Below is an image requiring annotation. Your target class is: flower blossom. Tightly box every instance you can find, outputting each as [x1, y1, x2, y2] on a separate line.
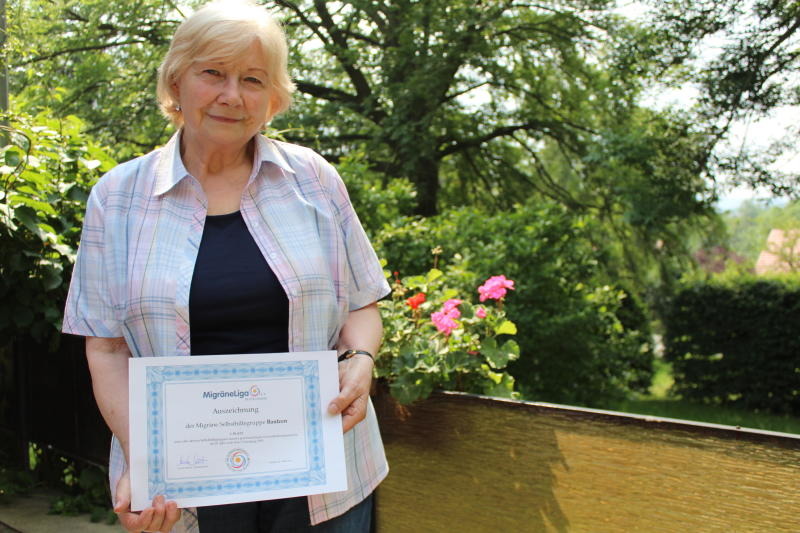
[478, 275, 515, 302]
[475, 307, 487, 319]
[406, 292, 426, 309]
[431, 310, 459, 336]
[442, 299, 462, 318]
[431, 299, 463, 335]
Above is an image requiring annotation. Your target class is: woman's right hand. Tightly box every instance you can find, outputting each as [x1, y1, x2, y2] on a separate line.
[114, 470, 181, 533]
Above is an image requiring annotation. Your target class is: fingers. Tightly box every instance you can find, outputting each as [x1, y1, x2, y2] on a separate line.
[114, 466, 180, 532]
[113, 470, 131, 514]
[119, 506, 153, 532]
[328, 355, 373, 432]
[147, 495, 166, 532]
[163, 500, 181, 532]
[341, 393, 368, 433]
[118, 497, 180, 533]
[328, 382, 358, 415]
[328, 356, 372, 415]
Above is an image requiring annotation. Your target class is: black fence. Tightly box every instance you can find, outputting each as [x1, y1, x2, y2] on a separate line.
[2, 335, 109, 467]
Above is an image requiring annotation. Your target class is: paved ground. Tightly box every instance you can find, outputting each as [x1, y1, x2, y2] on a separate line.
[0, 491, 123, 533]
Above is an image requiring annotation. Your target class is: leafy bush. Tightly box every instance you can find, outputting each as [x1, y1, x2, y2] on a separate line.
[664, 277, 800, 415]
[334, 151, 417, 237]
[378, 265, 520, 404]
[0, 111, 115, 347]
[374, 202, 654, 406]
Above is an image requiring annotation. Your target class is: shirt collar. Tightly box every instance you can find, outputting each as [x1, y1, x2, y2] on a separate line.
[152, 130, 295, 197]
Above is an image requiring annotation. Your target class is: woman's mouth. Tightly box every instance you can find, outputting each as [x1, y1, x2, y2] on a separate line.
[208, 114, 241, 123]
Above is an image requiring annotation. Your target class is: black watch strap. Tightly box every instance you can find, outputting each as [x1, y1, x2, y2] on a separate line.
[337, 349, 375, 362]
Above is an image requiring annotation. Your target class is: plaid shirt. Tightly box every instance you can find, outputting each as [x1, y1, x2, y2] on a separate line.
[63, 131, 390, 530]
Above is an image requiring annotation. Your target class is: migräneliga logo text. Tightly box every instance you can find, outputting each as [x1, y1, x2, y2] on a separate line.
[202, 385, 264, 400]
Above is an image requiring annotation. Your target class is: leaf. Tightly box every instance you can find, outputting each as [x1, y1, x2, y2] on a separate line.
[9, 195, 58, 216]
[481, 337, 505, 369]
[81, 158, 102, 170]
[482, 372, 515, 398]
[41, 264, 64, 291]
[426, 268, 443, 282]
[13, 205, 48, 240]
[494, 320, 518, 336]
[501, 339, 521, 362]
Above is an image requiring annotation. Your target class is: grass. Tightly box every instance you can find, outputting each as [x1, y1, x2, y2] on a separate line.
[610, 359, 800, 435]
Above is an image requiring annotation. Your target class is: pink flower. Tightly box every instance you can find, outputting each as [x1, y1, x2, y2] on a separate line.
[431, 299, 463, 335]
[475, 307, 487, 318]
[478, 275, 515, 302]
[431, 310, 459, 336]
[442, 299, 462, 318]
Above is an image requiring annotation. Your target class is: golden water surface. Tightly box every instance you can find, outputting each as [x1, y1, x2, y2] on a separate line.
[374, 393, 800, 533]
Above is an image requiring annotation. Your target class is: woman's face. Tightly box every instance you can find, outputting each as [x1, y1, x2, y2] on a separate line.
[173, 41, 272, 150]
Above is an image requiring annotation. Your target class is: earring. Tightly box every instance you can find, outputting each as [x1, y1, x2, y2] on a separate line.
[175, 104, 182, 111]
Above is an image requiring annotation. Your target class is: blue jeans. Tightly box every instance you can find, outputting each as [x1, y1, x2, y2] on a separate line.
[196, 493, 373, 533]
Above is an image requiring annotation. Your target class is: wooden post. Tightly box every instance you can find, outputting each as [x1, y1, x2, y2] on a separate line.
[0, 0, 8, 142]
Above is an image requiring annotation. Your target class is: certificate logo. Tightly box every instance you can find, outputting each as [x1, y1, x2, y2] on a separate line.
[249, 385, 262, 397]
[226, 449, 250, 472]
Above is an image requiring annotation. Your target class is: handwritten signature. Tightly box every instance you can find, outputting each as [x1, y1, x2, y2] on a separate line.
[178, 455, 208, 466]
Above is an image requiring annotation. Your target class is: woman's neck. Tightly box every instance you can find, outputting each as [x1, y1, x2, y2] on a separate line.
[179, 131, 254, 183]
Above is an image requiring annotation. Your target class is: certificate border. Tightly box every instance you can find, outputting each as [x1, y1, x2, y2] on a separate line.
[145, 361, 326, 500]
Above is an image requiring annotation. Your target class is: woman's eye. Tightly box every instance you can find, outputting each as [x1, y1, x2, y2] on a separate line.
[203, 69, 221, 76]
[244, 77, 264, 85]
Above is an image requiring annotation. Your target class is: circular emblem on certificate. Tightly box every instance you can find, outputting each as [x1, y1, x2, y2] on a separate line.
[226, 448, 250, 472]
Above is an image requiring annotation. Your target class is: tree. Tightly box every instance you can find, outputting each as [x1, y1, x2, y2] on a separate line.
[8, 0, 186, 160]
[11, 0, 713, 218]
[274, 0, 666, 215]
[642, 0, 800, 196]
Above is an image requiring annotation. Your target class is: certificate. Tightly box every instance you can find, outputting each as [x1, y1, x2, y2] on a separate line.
[128, 351, 347, 510]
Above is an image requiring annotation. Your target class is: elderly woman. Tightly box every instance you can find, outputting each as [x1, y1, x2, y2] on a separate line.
[62, 1, 390, 532]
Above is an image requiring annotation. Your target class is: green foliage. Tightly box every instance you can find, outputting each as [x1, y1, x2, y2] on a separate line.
[664, 277, 800, 415]
[377, 264, 519, 404]
[8, 0, 187, 160]
[49, 462, 117, 524]
[0, 438, 116, 523]
[613, 398, 800, 435]
[0, 440, 36, 502]
[0, 111, 116, 347]
[645, 0, 800, 196]
[333, 151, 417, 236]
[374, 201, 654, 406]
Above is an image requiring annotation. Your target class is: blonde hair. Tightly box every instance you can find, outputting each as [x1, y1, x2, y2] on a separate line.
[156, 0, 295, 127]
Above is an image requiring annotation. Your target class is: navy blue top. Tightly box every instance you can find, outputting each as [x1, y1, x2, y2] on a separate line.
[189, 211, 289, 356]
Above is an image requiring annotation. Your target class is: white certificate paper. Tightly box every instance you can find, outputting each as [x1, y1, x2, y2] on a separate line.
[128, 351, 347, 510]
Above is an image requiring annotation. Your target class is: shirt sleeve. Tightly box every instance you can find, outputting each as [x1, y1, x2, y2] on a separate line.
[318, 158, 390, 311]
[62, 184, 123, 337]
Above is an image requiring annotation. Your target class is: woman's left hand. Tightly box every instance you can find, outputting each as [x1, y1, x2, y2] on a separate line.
[328, 354, 374, 432]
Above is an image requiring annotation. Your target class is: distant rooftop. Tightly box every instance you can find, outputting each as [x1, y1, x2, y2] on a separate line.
[755, 228, 800, 275]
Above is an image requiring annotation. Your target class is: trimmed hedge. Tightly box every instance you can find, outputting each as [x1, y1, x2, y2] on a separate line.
[664, 278, 800, 415]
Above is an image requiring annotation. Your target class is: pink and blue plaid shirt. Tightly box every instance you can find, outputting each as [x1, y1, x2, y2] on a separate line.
[63, 131, 390, 530]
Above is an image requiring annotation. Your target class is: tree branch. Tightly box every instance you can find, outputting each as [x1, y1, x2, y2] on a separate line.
[312, 0, 373, 101]
[441, 81, 490, 104]
[439, 121, 559, 156]
[294, 80, 359, 104]
[273, 0, 331, 47]
[19, 40, 147, 65]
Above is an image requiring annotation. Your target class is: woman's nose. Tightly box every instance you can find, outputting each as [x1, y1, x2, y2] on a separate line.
[217, 77, 243, 106]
